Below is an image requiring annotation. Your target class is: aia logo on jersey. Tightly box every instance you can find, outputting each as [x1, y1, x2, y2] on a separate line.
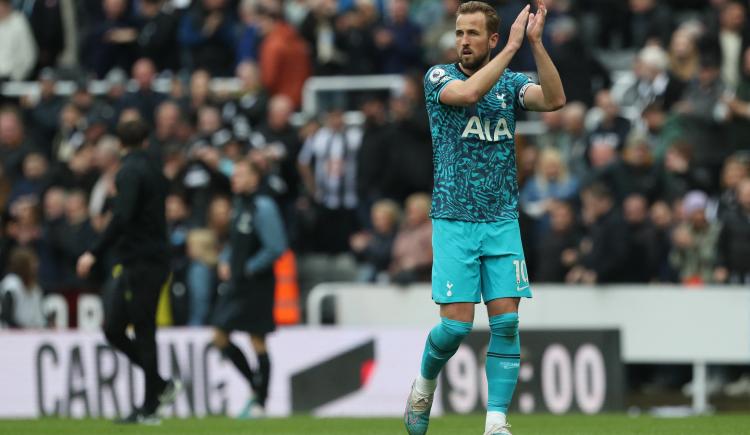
[461, 116, 512, 141]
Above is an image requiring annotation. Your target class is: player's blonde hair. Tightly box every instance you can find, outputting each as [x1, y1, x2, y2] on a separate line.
[457, 1, 500, 36]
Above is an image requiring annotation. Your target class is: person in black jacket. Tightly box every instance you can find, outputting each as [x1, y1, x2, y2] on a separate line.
[76, 120, 180, 424]
[715, 178, 750, 284]
[211, 159, 287, 418]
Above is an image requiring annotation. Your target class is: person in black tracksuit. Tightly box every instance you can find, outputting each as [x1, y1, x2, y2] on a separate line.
[211, 159, 287, 418]
[77, 120, 179, 423]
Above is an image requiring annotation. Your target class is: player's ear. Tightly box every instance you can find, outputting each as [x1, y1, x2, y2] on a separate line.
[489, 32, 499, 49]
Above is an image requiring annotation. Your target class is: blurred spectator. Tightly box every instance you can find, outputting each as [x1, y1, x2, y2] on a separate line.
[674, 53, 732, 190]
[300, 0, 344, 75]
[650, 200, 678, 282]
[183, 69, 216, 122]
[620, 45, 686, 112]
[374, 0, 422, 74]
[335, 0, 379, 75]
[186, 228, 217, 326]
[249, 95, 302, 228]
[557, 102, 589, 179]
[568, 183, 629, 284]
[6, 196, 42, 253]
[166, 192, 191, 258]
[0, 0, 37, 81]
[179, 0, 237, 77]
[660, 142, 714, 202]
[587, 89, 632, 156]
[0, 107, 34, 182]
[38, 186, 65, 290]
[0, 247, 46, 328]
[223, 61, 269, 136]
[422, 0, 459, 65]
[82, 0, 139, 78]
[624, 0, 673, 48]
[298, 109, 361, 254]
[52, 103, 86, 163]
[599, 133, 663, 202]
[535, 200, 582, 283]
[350, 198, 399, 282]
[716, 0, 747, 90]
[669, 27, 701, 83]
[206, 195, 231, 247]
[150, 101, 183, 161]
[548, 16, 610, 106]
[520, 147, 579, 230]
[22, 68, 66, 148]
[25, 0, 74, 73]
[175, 146, 231, 226]
[257, 5, 311, 108]
[120, 58, 167, 125]
[356, 96, 390, 220]
[89, 135, 120, 230]
[714, 154, 750, 220]
[536, 109, 564, 150]
[622, 194, 660, 283]
[727, 46, 750, 150]
[136, 0, 180, 72]
[237, 0, 260, 63]
[52, 189, 95, 290]
[390, 192, 431, 285]
[8, 152, 48, 207]
[715, 177, 750, 283]
[670, 190, 722, 284]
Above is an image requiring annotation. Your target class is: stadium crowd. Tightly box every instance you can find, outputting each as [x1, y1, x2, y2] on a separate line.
[1, 0, 750, 329]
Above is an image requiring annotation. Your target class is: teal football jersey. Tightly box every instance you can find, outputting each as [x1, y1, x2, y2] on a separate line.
[424, 63, 532, 222]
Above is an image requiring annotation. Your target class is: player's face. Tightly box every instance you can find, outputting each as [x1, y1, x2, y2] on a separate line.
[455, 12, 498, 71]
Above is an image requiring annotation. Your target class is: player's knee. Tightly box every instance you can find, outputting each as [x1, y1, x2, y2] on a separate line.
[489, 313, 519, 337]
[440, 316, 473, 340]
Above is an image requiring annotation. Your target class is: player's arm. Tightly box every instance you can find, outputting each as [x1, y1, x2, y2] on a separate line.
[521, 0, 566, 112]
[440, 5, 530, 106]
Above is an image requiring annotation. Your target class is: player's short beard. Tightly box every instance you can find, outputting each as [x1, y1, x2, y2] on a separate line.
[459, 46, 490, 72]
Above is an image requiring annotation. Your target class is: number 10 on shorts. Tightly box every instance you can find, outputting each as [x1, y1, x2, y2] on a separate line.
[513, 259, 529, 288]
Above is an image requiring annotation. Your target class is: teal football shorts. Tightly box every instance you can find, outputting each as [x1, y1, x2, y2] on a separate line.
[431, 218, 533, 304]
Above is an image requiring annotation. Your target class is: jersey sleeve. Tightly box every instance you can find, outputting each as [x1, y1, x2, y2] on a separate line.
[506, 70, 534, 110]
[424, 65, 459, 105]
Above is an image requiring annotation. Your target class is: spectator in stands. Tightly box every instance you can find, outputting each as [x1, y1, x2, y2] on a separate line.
[299, 0, 344, 75]
[150, 101, 183, 161]
[557, 102, 589, 179]
[206, 195, 231, 248]
[423, 0, 459, 65]
[587, 89, 632, 156]
[567, 183, 629, 284]
[715, 178, 750, 284]
[257, 5, 311, 108]
[176, 144, 231, 226]
[335, 0, 379, 75]
[599, 133, 663, 203]
[0, 107, 33, 182]
[659, 142, 714, 202]
[179, 0, 237, 77]
[82, 0, 139, 78]
[22, 68, 66, 148]
[715, 154, 750, 220]
[52, 189, 95, 290]
[350, 198, 399, 282]
[38, 187, 65, 291]
[670, 190, 722, 285]
[356, 96, 390, 223]
[298, 108, 361, 254]
[374, 0, 422, 74]
[548, 16, 610, 106]
[186, 228, 217, 326]
[136, 0, 180, 72]
[53, 103, 86, 164]
[727, 46, 750, 151]
[535, 200, 582, 283]
[0, 0, 37, 81]
[236, 0, 260, 63]
[624, 0, 673, 48]
[623, 194, 660, 282]
[25, 0, 72, 73]
[621, 45, 686, 112]
[120, 58, 166, 125]
[224, 61, 269, 136]
[649, 200, 678, 282]
[520, 147, 579, 233]
[389, 192, 431, 285]
[8, 152, 48, 207]
[536, 109, 564, 150]
[0, 247, 46, 328]
[715, 0, 747, 90]
[669, 27, 701, 83]
[89, 135, 120, 230]
[6, 196, 42, 254]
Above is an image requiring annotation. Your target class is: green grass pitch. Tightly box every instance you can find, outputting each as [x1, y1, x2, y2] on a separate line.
[1, 414, 750, 435]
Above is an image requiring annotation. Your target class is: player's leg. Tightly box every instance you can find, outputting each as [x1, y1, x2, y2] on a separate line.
[250, 334, 270, 408]
[127, 262, 169, 416]
[484, 297, 521, 434]
[212, 328, 258, 393]
[102, 265, 142, 368]
[406, 219, 481, 435]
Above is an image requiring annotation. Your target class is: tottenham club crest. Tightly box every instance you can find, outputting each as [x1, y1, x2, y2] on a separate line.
[429, 68, 446, 84]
